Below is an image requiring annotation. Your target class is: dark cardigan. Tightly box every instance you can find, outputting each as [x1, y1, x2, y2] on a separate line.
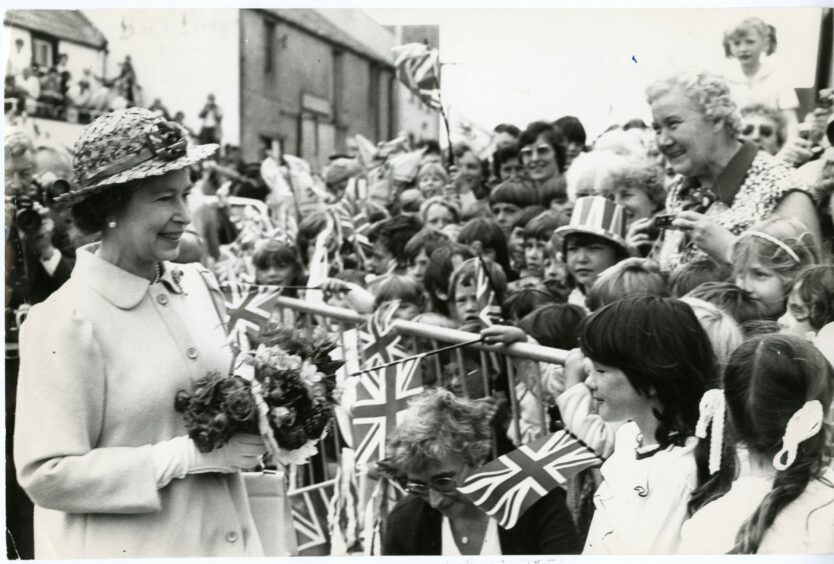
[382, 486, 581, 555]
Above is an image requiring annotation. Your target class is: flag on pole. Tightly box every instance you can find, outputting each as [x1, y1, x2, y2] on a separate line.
[476, 257, 502, 326]
[305, 220, 332, 308]
[458, 429, 602, 529]
[221, 281, 282, 351]
[391, 43, 441, 111]
[288, 480, 336, 556]
[363, 475, 406, 556]
[327, 448, 362, 555]
[352, 301, 423, 465]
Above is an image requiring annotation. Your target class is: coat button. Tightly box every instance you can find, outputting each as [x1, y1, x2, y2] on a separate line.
[186, 347, 198, 359]
[156, 294, 169, 305]
[225, 531, 238, 543]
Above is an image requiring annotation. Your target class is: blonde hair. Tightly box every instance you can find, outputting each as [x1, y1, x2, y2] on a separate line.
[732, 217, 823, 292]
[646, 70, 741, 137]
[680, 296, 744, 368]
[722, 17, 777, 58]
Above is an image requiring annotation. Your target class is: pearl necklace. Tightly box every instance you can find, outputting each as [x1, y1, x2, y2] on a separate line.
[152, 263, 162, 284]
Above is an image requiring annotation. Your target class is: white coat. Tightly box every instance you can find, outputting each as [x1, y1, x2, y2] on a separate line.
[14, 244, 264, 558]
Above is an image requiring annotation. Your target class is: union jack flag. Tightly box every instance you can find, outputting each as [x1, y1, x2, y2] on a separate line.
[392, 43, 441, 111]
[288, 479, 336, 556]
[458, 429, 602, 529]
[351, 355, 423, 466]
[358, 301, 408, 367]
[221, 281, 281, 351]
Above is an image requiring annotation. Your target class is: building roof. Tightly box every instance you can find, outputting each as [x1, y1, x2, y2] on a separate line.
[4, 10, 107, 50]
[262, 9, 393, 68]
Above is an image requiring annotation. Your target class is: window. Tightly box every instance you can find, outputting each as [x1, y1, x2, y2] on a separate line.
[264, 19, 275, 73]
[32, 38, 53, 69]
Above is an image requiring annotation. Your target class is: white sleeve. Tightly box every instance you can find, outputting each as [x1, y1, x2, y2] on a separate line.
[556, 383, 618, 458]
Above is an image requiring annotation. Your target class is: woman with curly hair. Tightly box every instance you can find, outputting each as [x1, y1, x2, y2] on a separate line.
[777, 264, 834, 341]
[646, 70, 819, 272]
[381, 388, 580, 556]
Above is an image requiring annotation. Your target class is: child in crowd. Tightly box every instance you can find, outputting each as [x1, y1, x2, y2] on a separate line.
[422, 243, 475, 320]
[419, 196, 461, 232]
[732, 217, 822, 320]
[252, 238, 304, 291]
[777, 264, 834, 344]
[680, 297, 745, 368]
[403, 228, 451, 285]
[501, 288, 557, 323]
[681, 335, 833, 554]
[366, 215, 423, 276]
[368, 275, 425, 321]
[585, 257, 668, 312]
[415, 161, 449, 199]
[447, 257, 508, 327]
[488, 178, 540, 237]
[541, 254, 573, 303]
[554, 196, 633, 310]
[457, 218, 514, 278]
[579, 296, 717, 554]
[508, 205, 547, 275]
[520, 211, 568, 282]
[669, 256, 733, 297]
[685, 281, 768, 328]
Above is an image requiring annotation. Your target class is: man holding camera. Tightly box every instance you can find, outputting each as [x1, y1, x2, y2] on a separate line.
[5, 129, 75, 559]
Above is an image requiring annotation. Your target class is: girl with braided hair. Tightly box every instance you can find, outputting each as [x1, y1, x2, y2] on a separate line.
[681, 334, 834, 554]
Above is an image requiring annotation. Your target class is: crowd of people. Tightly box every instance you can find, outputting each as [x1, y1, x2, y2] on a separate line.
[5, 15, 834, 559]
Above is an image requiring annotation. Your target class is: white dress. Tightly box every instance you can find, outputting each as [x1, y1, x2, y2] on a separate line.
[679, 466, 834, 554]
[583, 422, 698, 554]
[724, 58, 799, 112]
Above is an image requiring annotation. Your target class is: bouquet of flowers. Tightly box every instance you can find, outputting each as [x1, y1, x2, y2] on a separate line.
[174, 324, 342, 465]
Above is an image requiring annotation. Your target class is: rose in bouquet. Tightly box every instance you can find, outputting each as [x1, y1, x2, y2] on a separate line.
[175, 324, 343, 465]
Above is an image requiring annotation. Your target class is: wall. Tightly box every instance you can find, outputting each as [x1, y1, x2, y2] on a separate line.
[240, 9, 396, 168]
[83, 9, 240, 145]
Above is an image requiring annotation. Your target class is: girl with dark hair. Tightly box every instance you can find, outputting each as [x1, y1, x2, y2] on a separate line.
[680, 334, 834, 554]
[457, 218, 513, 279]
[777, 265, 834, 344]
[579, 295, 718, 554]
[423, 243, 475, 318]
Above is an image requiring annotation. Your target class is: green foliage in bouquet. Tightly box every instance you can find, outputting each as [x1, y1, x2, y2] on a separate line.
[175, 324, 345, 457]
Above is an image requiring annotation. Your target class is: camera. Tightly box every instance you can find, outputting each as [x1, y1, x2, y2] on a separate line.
[14, 195, 47, 234]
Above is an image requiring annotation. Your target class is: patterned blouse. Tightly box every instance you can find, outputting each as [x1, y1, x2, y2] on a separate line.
[655, 145, 815, 272]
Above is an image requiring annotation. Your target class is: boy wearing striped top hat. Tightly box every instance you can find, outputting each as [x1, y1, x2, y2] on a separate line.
[554, 196, 634, 311]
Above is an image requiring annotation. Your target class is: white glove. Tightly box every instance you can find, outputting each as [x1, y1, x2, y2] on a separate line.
[150, 434, 266, 488]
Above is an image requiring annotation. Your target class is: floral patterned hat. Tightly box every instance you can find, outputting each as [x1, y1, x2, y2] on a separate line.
[56, 107, 218, 206]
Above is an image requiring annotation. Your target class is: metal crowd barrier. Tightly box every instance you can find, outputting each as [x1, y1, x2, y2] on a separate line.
[269, 296, 569, 486]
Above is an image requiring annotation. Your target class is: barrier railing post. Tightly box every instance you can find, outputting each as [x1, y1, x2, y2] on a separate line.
[505, 355, 522, 446]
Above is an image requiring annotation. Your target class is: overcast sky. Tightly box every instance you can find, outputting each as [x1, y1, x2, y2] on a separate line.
[365, 7, 823, 140]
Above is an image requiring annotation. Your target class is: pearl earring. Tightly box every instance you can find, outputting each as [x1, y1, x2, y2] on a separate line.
[107, 220, 117, 229]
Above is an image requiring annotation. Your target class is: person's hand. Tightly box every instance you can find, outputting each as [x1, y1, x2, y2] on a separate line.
[564, 348, 589, 389]
[625, 217, 655, 249]
[776, 137, 815, 167]
[28, 216, 56, 261]
[321, 277, 352, 295]
[481, 324, 527, 346]
[187, 433, 266, 474]
[672, 210, 736, 263]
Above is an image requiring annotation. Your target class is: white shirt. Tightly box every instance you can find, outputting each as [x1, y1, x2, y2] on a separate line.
[724, 57, 799, 112]
[441, 516, 502, 556]
[583, 422, 698, 554]
[680, 466, 834, 554]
